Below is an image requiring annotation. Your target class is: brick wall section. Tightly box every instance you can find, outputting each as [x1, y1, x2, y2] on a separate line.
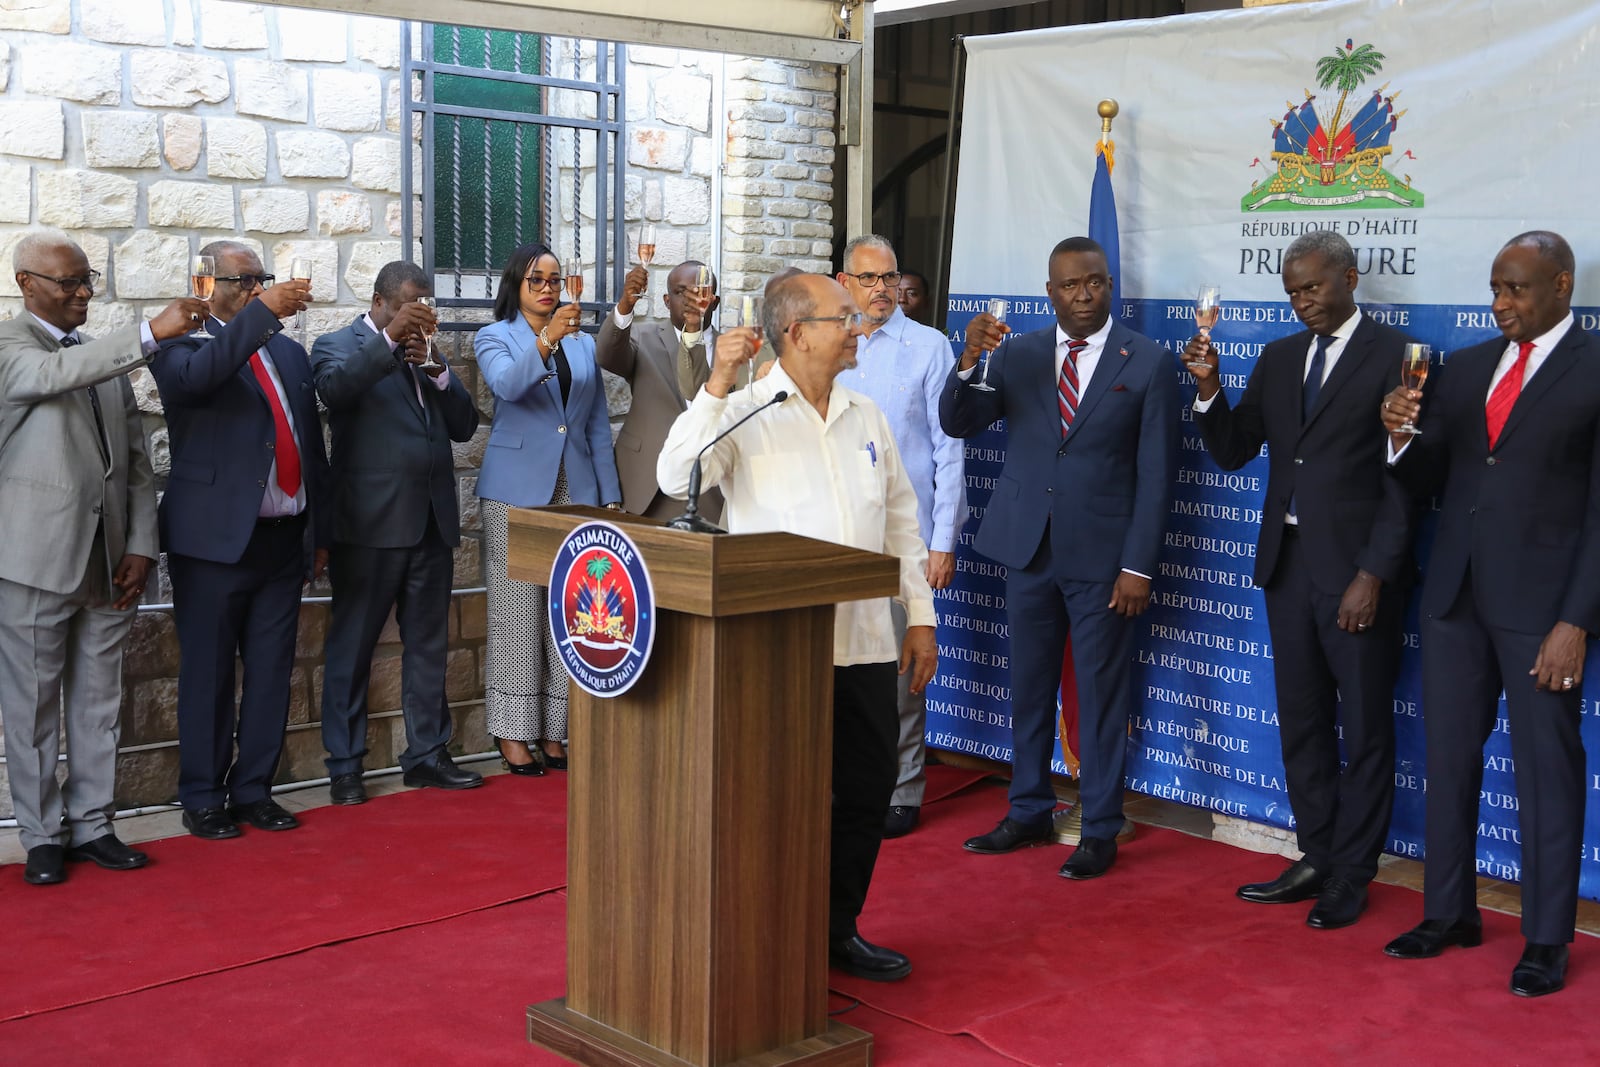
[721, 57, 836, 300]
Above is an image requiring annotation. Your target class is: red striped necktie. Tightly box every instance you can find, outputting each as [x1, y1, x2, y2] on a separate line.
[1485, 340, 1534, 450]
[247, 351, 302, 496]
[1058, 338, 1088, 437]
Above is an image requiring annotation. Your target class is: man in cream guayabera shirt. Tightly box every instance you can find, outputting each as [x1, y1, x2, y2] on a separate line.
[658, 273, 938, 984]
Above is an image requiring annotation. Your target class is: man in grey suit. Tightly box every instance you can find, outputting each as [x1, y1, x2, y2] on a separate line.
[312, 261, 483, 804]
[0, 232, 205, 884]
[596, 259, 724, 521]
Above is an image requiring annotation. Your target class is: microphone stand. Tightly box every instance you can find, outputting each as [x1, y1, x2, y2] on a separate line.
[667, 390, 789, 534]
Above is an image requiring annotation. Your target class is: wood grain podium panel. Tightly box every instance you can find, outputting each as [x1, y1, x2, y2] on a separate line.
[513, 506, 883, 1067]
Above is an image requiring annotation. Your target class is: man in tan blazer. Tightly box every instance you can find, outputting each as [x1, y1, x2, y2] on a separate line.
[0, 232, 204, 885]
[596, 259, 726, 521]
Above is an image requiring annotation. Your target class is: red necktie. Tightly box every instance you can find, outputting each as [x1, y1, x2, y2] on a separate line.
[1058, 339, 1087, 437]
[247, 352, 302, 497]
[1485, 340, 1534, 450]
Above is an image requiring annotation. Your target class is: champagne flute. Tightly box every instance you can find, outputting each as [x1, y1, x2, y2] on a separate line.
[1189, 284, 1221, 371]
[416, 295, 441, 371]
[190, 255, 215, 339]
[565, 271, 585, 327]
[1397, 343, 1430, 436]
[637, 224, 657, 266]
[971, 297, 1007, 392]
[290, 256, 314, 344]
[723, 294, 764, 389]
[689, 264, 714, 331]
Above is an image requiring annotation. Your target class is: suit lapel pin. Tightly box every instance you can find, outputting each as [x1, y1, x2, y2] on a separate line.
[1119, 347, 1129, 357]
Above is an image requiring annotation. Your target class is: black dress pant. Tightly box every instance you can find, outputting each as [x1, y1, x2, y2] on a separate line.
[170, 515, 306, 810]
[829, 661, 899, 943]
[1261, 528, 1400, 883]
[1420, 580, 1585, 944]
[321, 517, 455, 776]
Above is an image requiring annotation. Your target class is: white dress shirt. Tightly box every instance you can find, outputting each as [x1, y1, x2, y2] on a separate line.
[657, 361, 936, 667]
[1192, 306, 1362, 416]
[1388, 311, 1575, 464]
[363, 313, 451, 403]
[212, 313, 306, 518]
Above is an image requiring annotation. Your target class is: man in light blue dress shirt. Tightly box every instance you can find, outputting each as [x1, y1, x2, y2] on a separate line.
[837, 235, 966, 838]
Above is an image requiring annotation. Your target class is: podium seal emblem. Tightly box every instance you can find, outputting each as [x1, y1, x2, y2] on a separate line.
[548, 520, 656, 698]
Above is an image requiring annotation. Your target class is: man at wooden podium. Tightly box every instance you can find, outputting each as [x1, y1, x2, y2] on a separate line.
[658, 273, 938, 982]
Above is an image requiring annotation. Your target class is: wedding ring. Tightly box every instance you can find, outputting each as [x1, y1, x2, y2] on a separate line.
[190, 313, 199, 322]
[1358, 623, 1369, 630]
[1563, 677, 1575, 688]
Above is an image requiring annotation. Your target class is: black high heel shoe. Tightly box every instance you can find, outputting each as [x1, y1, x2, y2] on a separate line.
[540, 744, 568, 772]
[497, 737, 545, 777]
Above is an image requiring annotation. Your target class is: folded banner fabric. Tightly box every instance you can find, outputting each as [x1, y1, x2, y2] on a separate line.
[928, 0, 1600, 898]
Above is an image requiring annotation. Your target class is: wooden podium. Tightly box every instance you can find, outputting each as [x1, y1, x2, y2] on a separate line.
[508, 505, 900, 1067]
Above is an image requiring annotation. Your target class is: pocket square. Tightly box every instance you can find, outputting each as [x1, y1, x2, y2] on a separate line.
[1111, 384, 1129, 392]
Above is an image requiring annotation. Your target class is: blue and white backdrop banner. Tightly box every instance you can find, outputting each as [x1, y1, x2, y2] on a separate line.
[928, 0, 1600, 897]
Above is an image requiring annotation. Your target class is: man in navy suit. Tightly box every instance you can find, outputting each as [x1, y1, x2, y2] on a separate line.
[1188, 230, 1416, 930]
[941, 236, 1179, 879]
[313, 261, 483, 805]
[1381, 231, 1600, 998]
[153, 241, 330, 841]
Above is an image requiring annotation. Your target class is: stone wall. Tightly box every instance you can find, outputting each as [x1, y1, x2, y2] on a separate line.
[0, 0, 474, 816]
[0, 5, 840, 817]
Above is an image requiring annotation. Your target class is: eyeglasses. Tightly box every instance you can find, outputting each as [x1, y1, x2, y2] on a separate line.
[19, 269, 101, 293]
[842, 271, 902, 289]
[216, 274, 275, 290]
[525, 274, 563, 291]
[793, 312, 865, 331]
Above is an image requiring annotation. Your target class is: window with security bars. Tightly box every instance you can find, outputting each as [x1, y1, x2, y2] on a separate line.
[402, 25, 626, 321]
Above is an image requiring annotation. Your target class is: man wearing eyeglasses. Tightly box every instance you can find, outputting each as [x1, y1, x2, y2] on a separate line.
[596, 260, 726, 521]
[942, 236, 1179, 881]
[0, 231, 206, 885]
[658, 273, 939, 983]
[152, 240, 330, 842]
[836, 236, 965, 840]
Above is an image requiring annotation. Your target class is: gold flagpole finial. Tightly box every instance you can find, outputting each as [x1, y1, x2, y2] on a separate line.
[1097, 99, 1119, 143]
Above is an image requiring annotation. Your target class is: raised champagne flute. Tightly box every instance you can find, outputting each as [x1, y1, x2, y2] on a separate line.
[1189, 284, 1221, 371]
[290, 256, 314, 344]
[971, 297, 1006, 392]
[1397, 343, 1430, 435]
[637, 224, 657, 267]
[416, 295, 441, 371]
[190, 255, 215, 339]
[565, 270, 585, 327]
[723, 294, 764, 389]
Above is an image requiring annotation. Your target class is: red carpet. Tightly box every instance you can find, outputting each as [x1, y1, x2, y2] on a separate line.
[0, 772, 569, 1022]
[0, 891, 1020, 1066]
[3, 767, 1593, 1064]
[842, 780, 1598, 1066]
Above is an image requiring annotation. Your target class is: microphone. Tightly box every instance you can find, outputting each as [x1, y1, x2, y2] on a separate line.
[668, 390, 789, 534]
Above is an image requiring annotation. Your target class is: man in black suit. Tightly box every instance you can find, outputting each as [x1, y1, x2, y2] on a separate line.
[1381, 231, 1599, 998]
[153, 241, 330, 840]
[312, 261, 483, 804]
[1187, 230, 1416, 930]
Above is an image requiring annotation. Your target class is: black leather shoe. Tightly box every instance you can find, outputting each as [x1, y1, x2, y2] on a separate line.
[963, 817, 1053, 855]
[541, 753, 568, 772]
[183, 806, 242, 840]
[1237, 859, 1326, 904]
[1510, 942, 1568, 998]
[1306, 876, 1366, 929]
[23, 844, 66, 885]
[1383, 916, 1484, 959]
[829, 936, 912, 982]
[884, 805, 920, 839]
[329, 773, 367, 805]
[66, 834, 149, 871]
[1059, 836, 1117, 880]
[228, 799, 300, 832]
[403, 753, 485, 790]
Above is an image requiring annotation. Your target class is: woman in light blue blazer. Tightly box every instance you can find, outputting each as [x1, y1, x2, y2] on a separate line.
[476, 241, 622, 775]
